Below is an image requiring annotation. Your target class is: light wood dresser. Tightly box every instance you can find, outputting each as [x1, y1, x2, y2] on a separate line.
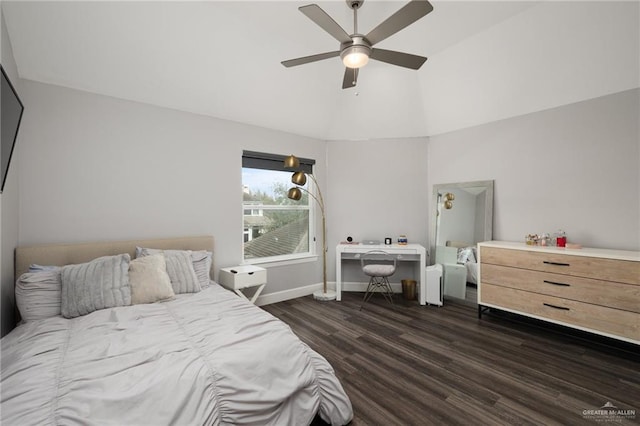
[478, 241, 640, 344]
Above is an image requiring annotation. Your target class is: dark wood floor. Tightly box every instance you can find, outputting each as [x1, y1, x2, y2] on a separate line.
[263, 291, 640, 426]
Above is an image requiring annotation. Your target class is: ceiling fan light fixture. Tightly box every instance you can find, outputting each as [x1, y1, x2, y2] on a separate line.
[341, 45, 370, 68]
[282, 0, 433, 88]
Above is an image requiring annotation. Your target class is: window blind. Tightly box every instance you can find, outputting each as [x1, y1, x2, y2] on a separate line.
[242, 150, 315, 174]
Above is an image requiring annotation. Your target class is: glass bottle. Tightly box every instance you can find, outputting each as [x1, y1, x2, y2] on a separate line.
[556, 230, 566, 247]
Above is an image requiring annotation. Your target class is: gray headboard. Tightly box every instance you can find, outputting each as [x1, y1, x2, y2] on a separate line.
[15, 235, 214, 278]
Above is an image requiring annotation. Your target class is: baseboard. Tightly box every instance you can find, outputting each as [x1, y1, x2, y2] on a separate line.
[255, 281, 406, 306]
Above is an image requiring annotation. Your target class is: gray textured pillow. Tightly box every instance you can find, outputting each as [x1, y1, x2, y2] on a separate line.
[129, 254, 175, 304]
[190, 250, 212, 287]
[137, 248, 205, 293]
[163, 251, 201, 294]
[16, 269, 62, 321]
[61, 254, 131, 318]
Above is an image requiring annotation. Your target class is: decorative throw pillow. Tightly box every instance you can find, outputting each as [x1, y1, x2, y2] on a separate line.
[163, 251, 201, 294]
[15, 269, 62, 321]
[457, 247, 476, 264]
[61, 254, 131, 318]
[28, 264, 60, 272]
[136, 247, 207, 292]
[190, 250, 213, 288]
[129, 254, 175, 305]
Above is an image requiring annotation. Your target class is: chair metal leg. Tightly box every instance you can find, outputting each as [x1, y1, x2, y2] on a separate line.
[360, 276, 394, 310]
[360, 277, 377, 310]
[381, 277, 394, 304]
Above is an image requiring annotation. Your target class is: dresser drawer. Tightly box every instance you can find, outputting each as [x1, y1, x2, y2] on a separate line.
[481, 284, 639, 341]
[481, 247, 640, 285]
[481, 264, 640, 313]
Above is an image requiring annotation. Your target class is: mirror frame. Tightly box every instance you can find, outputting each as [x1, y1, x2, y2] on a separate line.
[429, 180, 494, 264]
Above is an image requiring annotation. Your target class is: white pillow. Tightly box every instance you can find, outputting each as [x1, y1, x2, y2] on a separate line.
[137, 247, 210, 289]
[15, 269, 62, 321]
[129, 254, 175, 305]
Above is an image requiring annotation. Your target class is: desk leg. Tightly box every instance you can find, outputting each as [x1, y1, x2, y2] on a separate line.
[419, 276, 426, 306]
[336, 250, 342, 301]
[419, 252, 426, 305]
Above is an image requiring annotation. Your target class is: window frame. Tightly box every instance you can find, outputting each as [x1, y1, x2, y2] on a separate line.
[241, 151, 318, 266]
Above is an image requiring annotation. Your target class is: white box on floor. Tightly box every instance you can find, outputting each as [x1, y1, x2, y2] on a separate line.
[425, 264, 443, 306]
[219, 265, 267, 290]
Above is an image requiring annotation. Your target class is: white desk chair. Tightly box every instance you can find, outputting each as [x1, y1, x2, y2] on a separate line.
[360, 250, 396, 309]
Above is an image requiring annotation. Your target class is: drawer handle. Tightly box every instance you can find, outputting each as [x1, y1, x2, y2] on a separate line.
[248, 272, 254, 275]
[543, 280, 570, 287]
[543, 261, 570, 267]
[543, 302, 570, 311]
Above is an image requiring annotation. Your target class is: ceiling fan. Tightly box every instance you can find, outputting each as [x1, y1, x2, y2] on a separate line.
[282, 0, 434, 89]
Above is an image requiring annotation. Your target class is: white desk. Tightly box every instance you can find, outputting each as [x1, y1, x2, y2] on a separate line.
[335, 243, 427, 305]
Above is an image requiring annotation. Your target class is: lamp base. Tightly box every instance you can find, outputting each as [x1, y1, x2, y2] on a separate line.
[313, 289, 337, 301]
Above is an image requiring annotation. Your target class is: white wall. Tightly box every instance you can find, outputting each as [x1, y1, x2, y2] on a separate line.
[17, 80, 327, 295]
[427, 88, 640, 251]
[421, 1, 640, 136]
[326, 137, 429, 280]
[1, 7, 22, 337]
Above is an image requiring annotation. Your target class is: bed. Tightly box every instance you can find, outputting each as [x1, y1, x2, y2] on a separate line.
[1, 236, 353, 425]
[446, 240, 478, 285]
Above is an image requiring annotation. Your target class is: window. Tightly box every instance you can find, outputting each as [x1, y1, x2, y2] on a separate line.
[242, 151, 316, 263]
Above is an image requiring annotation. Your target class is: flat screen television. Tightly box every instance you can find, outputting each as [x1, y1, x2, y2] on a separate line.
[1, 64, 24, 193]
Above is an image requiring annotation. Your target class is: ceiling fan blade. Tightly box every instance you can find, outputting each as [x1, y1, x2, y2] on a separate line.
[299, 4, 351, 44]
[342, 67, 359, 89]
[365, 0, 433, 46]
[370, 48, 427, 70]
[281, 51, 340, 68]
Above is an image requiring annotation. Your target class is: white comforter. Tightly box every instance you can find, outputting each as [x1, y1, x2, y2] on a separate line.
[1, 283, 353, 425]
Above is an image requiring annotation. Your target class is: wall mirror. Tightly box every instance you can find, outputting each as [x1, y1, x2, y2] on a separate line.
[429, 180, 494, 303]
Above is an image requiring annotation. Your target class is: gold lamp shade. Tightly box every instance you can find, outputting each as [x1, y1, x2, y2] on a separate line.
[284, 155, 300, 169]
[443, 192, 454, 209]
[291, 171, 307, 186]
[287, 187, 303, 201]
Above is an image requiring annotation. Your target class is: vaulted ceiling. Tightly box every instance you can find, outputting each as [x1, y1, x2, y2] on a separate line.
[2, 1, 638, 140]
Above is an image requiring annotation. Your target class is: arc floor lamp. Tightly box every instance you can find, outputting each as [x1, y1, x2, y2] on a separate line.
[284, 154, 336, 301]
